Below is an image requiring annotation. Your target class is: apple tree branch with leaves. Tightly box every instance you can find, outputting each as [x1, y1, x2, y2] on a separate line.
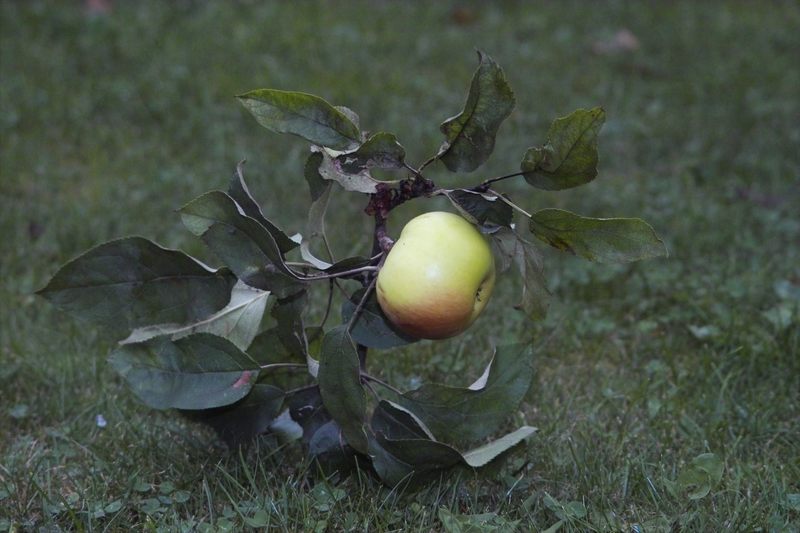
[38, 51, 666, 489]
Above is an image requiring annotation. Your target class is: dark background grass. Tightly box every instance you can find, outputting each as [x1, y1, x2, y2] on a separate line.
[1, 1, 799, 530]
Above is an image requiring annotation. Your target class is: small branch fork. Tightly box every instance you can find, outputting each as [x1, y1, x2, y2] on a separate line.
[340, 159, 529, 370]
[289, 168, 526, 283]
[363, 166, 528, 255]
[365, 173, 437, 254]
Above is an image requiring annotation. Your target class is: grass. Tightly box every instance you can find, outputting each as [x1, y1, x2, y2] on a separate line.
[2, 0, 799, 530]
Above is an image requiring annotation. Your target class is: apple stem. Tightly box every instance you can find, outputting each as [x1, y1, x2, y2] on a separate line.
[470, 171, 527, 193]
[415, 156, 437, 174]
[347, 277, 377, 332]
[361, 377, 380, 401]
[315, 279, 335, 333]
[301, 265, 378, 281]
[366, 173, 436, 256]
[345, 276, 377, 370]
[488, 187, 533, 218]
[283, 383, 319, 397]
[374, 217, 395, 252]
[257, 362, 308, 371]
[361, 373, 403, 396]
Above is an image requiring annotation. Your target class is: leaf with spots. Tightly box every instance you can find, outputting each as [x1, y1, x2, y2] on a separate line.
[237, 89, 360, 150]
[528, 208, 668, 263]
[521, 107, 605, 190]
[442, 189, 513, 231]
[312, 145, 400, 194]
[436, 50, 515, 172]
[338, 131, 406, 173]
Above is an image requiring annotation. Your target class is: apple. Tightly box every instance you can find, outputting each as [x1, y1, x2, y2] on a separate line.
[376, 211, 495, 339]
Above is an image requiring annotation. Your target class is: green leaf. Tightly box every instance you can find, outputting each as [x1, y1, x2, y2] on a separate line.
[371, 400, 436, 441]
[367, 435, 417, 488]
[307, 419, 357, 477]
[544, 493, 587, 521]
[180, 190, 304, 297]
[237, 89, 360, 150]
[317, 326, 368, 453]
[248, 327, 298, 366]
[442, 189, 513, 230]
[369, 406, 536, 487]
[305, 326, 323, 378]
[9, 404, 29, 419]
[376, 433, 464, 477]
[181, 384, 283, 447]
[339, 132, 406, 172]
[246, 327, 310, 390]
[488, 226, 517, 274]
[104, 500, 124, 513]
[675, 452, 724, 500]
[108, 333, 260, 410]
[37, 237, 236, 331]
[540, 520, 564, 533]
[270, 291, 317, 378]
[521, 107, 605, 190]
[512, 234, 550, 320]
[228, 161, 298, 254]
[305, 132, 404, 196]
[313, 146, 399, 194]
[529, 208, 668, 263]
[120, 281, 269, 351]
[461, 426, 537, 467]
[341, 288, 418, 349]
[762, 303, 797, 330]
[138, 498, 163, 515]
[244, 510, 270, 528]
[437, 50, 515, 172]
[270, 291, 308, 357]
[309, 482, 347, 512]
[786, 493, 800, 512]
[335, 106, 360, 130]
[396, 343, 534, 445]
[307, 419, 346, 458]
[171, 491, 190, 504]
[438, 507, 520, 533]
[301, 152, 335, 269]
[491, 225, 551, 321]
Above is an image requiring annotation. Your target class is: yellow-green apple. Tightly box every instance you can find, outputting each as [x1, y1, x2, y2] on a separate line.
[376, 211, 495, 339]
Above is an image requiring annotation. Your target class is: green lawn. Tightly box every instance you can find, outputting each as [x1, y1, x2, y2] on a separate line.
[2, 1, 799, 531]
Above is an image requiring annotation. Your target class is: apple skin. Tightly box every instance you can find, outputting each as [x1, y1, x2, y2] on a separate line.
[376, 211, 495, 340]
